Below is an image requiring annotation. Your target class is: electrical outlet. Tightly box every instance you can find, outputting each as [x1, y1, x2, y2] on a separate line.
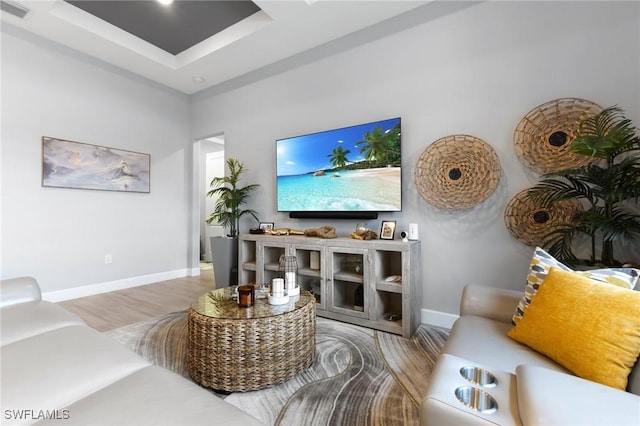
[105, 254, 113, 264]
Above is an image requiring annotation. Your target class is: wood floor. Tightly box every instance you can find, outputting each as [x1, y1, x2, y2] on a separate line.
[57, 266, 216, 332]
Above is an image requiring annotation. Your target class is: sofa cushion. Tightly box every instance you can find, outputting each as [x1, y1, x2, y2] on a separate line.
[1, 325, 150, 420]
[33, 365, 264, 426]
[516, 365, 640, 426]
[0, 301, 85, 347]
[441, 315, 569, 375]
[508, 267, 640, 390]
[512, 247, 639, 324]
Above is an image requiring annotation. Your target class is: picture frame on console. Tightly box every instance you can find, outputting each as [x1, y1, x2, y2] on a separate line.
[259, 222, 274, 231]
[380, 221, 396, 240]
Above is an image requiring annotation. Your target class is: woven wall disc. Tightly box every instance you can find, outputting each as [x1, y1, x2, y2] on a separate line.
[504, 188, 583, 247]
[415, 134, 501, 210]
[514, 98, 602, 174]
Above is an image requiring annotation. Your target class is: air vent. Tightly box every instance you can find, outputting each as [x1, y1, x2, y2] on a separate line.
[1, 0, 30, 19]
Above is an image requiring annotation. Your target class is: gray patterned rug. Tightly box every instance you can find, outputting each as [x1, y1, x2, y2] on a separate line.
[105, 311, 448, 426]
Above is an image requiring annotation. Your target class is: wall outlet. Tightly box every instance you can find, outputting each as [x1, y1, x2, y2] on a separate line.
[104, 254, 113, 264]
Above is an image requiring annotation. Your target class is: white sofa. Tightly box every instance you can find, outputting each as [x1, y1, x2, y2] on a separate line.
[0, 277, 265, 426]
[420, 284, 640, 426]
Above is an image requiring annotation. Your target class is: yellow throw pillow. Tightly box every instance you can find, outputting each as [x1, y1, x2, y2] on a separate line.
[512, 247, 640, 325]
[508, 267, 640, 390]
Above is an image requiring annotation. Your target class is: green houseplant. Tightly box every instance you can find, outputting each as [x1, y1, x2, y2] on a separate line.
[206, 157, 260, 237]
[206, 158, 259, 286]
[528, 106, 640, 267]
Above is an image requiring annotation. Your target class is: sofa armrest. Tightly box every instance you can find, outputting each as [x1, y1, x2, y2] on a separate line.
[1, 277, 42, 308]
[459, 285, 522, 324]
[516, 365, 640, 426]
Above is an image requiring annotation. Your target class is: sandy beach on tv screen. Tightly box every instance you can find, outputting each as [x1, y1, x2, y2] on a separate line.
[340, 167, 400, 181]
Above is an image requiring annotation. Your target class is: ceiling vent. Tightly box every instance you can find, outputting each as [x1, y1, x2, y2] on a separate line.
[1, 0, 30, 19]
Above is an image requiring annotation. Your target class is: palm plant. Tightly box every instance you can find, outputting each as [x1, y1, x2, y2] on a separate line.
[206, 158, 260, 237]
[528, 106, 640, 267]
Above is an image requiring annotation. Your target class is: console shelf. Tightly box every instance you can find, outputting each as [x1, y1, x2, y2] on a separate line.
[238, 234, 421, 338]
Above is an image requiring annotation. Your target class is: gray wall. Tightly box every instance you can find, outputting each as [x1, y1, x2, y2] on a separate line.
[190, 1, 640, 316]
[1, 26, 192, 295]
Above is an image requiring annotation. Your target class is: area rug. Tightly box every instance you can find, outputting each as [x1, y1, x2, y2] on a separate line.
[104, 311, 448, 425]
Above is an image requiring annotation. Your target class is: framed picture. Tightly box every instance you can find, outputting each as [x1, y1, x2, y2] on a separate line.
[380, 221, 397, 240]
[259, 222, 274, 231]
[42, 136, 150, 193]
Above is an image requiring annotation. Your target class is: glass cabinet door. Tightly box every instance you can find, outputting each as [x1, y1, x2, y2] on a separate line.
[258, 242, 288, 285]
[327, 246, 369, 319]
[292, 244, 325, 310]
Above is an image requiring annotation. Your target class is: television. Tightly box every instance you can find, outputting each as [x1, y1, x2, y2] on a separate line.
[276, 117, 402, 219]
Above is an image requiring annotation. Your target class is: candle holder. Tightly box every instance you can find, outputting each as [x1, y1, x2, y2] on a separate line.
[268, 277, 289, 305]
[278, 255, 300, 297]
[237, 285, 255, 308]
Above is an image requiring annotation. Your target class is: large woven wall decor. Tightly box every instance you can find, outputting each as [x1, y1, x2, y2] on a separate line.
[514, 98, 602, 174]
[504, 188, 583, 247]
[415, 134, 501, 210]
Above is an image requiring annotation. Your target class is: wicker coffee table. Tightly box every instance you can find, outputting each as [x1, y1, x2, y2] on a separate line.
[187, 287, 316, 392]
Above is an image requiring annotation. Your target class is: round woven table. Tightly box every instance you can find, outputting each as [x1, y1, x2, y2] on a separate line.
[187, 287, 316, 392]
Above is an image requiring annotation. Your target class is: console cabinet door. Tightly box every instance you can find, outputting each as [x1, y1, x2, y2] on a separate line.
[257, 241, 289, 285]
[327, 246, 369, 319]
[291, 243, 326, 311]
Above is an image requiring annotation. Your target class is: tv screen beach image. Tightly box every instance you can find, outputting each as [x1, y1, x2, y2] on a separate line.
[276, 117, 401, 212]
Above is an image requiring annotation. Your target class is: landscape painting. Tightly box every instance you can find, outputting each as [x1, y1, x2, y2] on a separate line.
[42, 137, 150, 193]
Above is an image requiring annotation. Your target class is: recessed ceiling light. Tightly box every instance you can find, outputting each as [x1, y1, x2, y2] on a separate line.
[157, 0, 174, 6]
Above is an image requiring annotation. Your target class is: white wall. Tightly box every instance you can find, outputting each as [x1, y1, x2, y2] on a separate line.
[1, 26, 192, 297]
[191, 1, 640, 316]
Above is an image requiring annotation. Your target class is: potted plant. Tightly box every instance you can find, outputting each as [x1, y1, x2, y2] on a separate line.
[528, 106, 640, 267]
[206, 157, 260, 286]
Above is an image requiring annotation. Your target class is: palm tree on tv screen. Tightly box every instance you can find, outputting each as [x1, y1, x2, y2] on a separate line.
[328, 146, 351, 168]
[356, 124, 401, 167]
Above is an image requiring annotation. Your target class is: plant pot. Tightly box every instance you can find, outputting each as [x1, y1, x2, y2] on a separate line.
[210, 236, 238, 287]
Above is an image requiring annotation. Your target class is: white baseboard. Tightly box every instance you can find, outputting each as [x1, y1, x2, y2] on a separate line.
[420, 308, 458, 329]
[42, 269, 189, 302]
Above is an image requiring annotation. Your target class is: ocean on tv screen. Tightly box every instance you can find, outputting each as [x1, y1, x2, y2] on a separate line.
[277, 167, 401, 211]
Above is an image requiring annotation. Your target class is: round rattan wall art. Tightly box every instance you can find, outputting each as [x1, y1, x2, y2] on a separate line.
[415, 134, 501, 210]
[514, 98, 602, 174]
[504, 188, 583, 247]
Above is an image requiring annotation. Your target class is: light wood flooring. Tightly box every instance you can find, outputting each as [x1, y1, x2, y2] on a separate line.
[57, 265, 216, 332]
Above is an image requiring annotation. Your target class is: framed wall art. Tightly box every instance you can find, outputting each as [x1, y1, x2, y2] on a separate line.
[42, 136, 150, 193]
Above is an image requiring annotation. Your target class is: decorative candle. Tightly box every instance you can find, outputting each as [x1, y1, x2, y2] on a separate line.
[237, 285, 254, 308]
[272, 278, 284, 297]
[285, 271, 296, 291]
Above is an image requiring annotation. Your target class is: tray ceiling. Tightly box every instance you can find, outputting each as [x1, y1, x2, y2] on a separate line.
[1, 0, 472, 94]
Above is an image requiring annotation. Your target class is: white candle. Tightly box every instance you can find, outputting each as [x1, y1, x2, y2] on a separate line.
[272, 278, 284, 296]
[285, 272, 296, 290]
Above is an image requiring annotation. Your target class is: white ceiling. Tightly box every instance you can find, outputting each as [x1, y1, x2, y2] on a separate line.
[1, 0, 439, 95]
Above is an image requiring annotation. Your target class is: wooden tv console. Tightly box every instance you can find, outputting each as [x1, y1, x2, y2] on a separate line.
[238, 234, 421, 338]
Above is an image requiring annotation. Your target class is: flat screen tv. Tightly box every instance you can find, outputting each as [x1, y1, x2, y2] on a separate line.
[276, 117, 401, 219]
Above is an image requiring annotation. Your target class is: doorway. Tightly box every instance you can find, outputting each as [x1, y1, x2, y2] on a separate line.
[198, 135, 225, 268]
